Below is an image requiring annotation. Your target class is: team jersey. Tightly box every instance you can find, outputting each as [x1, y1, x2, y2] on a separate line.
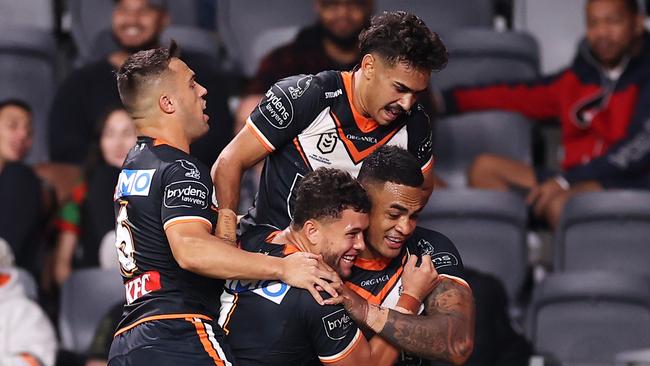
[112, 136, 221, 335]
[218, 228, 362, 366]
[240, 70, 434, 236]
[347, 226, 468, 366]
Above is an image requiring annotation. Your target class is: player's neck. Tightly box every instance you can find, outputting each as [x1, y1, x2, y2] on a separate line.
[137, 121, 190, 154]
[274, 227, 315, 255]
[351, 69, 371, 119]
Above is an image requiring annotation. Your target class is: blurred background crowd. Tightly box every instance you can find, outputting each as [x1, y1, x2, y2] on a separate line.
[1, 0, 650, 365]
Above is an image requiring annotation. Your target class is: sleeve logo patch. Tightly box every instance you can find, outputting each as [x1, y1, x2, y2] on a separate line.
[176, 159, 201, 179]
[114, 169, 156, 199]
[322, 309, 353, 340]
[259, 84, 294, 129]
[164, 180, 209, 209]
[288, 75, 313, 99]
[431, 252, 459, 269]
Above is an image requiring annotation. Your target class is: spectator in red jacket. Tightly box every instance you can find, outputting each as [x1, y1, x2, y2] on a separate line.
[440, 0, 650, 227]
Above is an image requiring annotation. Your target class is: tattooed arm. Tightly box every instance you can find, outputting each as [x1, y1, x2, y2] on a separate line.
[379, 277, 475, 365]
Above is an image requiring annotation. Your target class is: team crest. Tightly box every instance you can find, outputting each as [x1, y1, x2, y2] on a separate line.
[176, 159, 201, 179]
[317, 132, 338, 154]
[288, 75, 313, 99]
[417, 238, 435, 256]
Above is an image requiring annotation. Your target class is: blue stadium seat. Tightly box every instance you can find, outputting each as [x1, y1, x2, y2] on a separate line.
[419, 189, 528, 301]
[0, 26, 57, 163]
[59, 268, 125, 353]
[527, 271, 650, 366]
[555, 190, 650, 275]
[434, 111, 533, 188]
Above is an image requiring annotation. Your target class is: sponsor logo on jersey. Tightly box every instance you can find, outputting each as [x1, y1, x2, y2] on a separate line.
[176, 159, 201, 179]
[322, 309, 353, 340]
[260, 84, 294, 129]
[125, 271, 162, 304]
[317, 132, 338, 154]
[431, 252, 459, 269]
[325, 89, 343, 99]
[288, 75, 313, 99]
[164, 180, 209, 209]
[345, 134, 378, 144]
[360, 274, 390, 287]
[114, 169, 156, 199]
[225, 279, 290, 304]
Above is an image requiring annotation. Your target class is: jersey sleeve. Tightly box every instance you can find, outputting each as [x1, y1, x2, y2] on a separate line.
[406, 105, 434, 173]
[160, 159, 216, 232]
[300, 293, 363, 364]
[409, 227, 468, 287]
[246, 74, 325, 152]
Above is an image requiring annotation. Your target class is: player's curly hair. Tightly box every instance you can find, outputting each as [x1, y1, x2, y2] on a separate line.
[357, 145, 424, 188]
[358, 11, 448, 72]
[116, 40, 179, 113]
[292, 168, 371, 229]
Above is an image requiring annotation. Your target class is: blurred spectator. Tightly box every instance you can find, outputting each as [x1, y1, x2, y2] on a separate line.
[51, 108, 135, 287]
[0, 247, 57, 366]
[234, 0, 374, 132]
[48, 0, 232, 168]
[438, 0, 650, 227]
[0, 99, 45, 277]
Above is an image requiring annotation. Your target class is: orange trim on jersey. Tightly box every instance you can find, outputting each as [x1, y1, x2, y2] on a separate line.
[345, 265, 405, 305]
[421, 156, 434, 173]
[222, 293, 239, 335]
[19, 353, 40, 366]
[293, 137, 311, 168]
[331, 112, 401, 164]
[153, 138, 173, 147]
[163, 217, 212, 231]
[320, 328, 363, 363]
[246, 120, 274, 152]
[283, 244, 301, 256]
[439, 274, 471, 289]
[188, 317, 227, 366]
[340, 72, 379, 133]
[265, 230, 281, 242]
[354, 256, 392, 271]
[114, 313, 213, 337]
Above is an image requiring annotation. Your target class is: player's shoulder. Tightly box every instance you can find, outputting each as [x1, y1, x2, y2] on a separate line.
[407, 227, 462, 262]
[405, 103, 432, 128]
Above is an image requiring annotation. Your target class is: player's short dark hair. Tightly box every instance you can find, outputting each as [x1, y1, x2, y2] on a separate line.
[292, 168, 371, 229]
[588, 0, 640, 14]
[357, 145, 423, 188]
[0, 99, 32, 115]
[116, 41, 179, 113]
[358, 11, 448, 72]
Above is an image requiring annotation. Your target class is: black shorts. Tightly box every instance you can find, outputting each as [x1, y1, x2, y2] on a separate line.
[108, 317, 236, 366]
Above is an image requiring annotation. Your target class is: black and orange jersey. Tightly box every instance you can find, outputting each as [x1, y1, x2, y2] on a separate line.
[239, 70, 434, 236]
[112, 136, 221, 335]
[219, 228, 362, 366]
[347, 226, 468, 365]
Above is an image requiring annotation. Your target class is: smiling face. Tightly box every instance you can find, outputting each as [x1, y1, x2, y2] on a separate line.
[363, 181, 425, 259]
[308, 209, 368, 278]
[112, 0, 168, 53]
[586, 0, 643, 68]
[359, 54, 430, 126]
[0, 105, 32, 163]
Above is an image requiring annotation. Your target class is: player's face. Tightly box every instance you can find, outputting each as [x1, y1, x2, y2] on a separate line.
[0, 105, 32, 162]
[316, 209, 368, 278]
[100, 109, 137, 168]
[586, 0, 643, 68]
[363, 56, 430, 126]
[112, 0, 168, 52]
[364, 182, 425, 259]
[317, 0, 371, 45]
[168, 58, 209, 141]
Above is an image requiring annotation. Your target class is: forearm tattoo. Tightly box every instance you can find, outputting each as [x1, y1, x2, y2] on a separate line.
[379, 278, 475, 364]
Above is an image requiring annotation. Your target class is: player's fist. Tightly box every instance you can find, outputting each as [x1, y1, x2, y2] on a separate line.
[401, 254, 439, 302]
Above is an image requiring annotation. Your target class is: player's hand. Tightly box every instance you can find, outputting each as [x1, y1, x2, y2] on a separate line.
[280, 252, 339, 305]
[526, 178, 565, 217]
[326, 281, 369, 324]
[401, 254, 439, 302]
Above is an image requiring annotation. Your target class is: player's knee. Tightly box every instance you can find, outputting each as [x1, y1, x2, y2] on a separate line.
[467, 153, 502, 187]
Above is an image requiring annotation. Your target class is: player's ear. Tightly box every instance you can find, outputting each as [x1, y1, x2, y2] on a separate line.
[159, 93, 175, 114]
[361, 53, 375, 80]
[302, 220, 321, 246]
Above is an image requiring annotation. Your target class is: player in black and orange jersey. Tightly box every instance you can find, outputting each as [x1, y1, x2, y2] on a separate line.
[333, 146, 475, 366]
[212, 11, 448, 239]
[219, 168, 440, 366]
[108, 43, 340, 366]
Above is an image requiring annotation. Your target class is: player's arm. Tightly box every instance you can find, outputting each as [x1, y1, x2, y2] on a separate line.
[166, 221, 338, 304]
[211, 124, 270, 213]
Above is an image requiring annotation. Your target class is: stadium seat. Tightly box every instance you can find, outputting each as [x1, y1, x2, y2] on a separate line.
[374, 0, 494, 38]
[0, 0, 55, 31]
[216, 0, 315, 76]
[15, 267, 38, 301]
[0, 26, 57, 163]
[419, 189, 528, 301]
[434, 111, 533, 188]
[527, 271, 650, 366]
[59, 268, 125, 353]
[554, 190, 650, 275]
[513, 0, 584, 74]
[249, 26, 301, 77]
[431, 28, 539, 91]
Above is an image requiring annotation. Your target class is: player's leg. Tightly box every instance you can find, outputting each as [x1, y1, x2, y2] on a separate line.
[468, 153, 537, 191]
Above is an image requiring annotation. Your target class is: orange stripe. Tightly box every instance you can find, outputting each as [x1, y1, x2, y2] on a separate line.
[153, 138, 173, 147]
[20, 353, 40, 366]
[331, 112, 401, 164]
[340, 72, 379, 133]
[320, 329, 363, 363]
[188, 317, 225, 366]
[421, 156, 434, 173]
[283, 244, 301, 256]
[293, 137, 310, 167]
[114, 313, 212, 337]
[164, 217, 212, 230]
[354, 256, 392, 271]
[222, 293, 238, 335]
[348, 255, 407, 305]
[246, 122, 274, 152]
